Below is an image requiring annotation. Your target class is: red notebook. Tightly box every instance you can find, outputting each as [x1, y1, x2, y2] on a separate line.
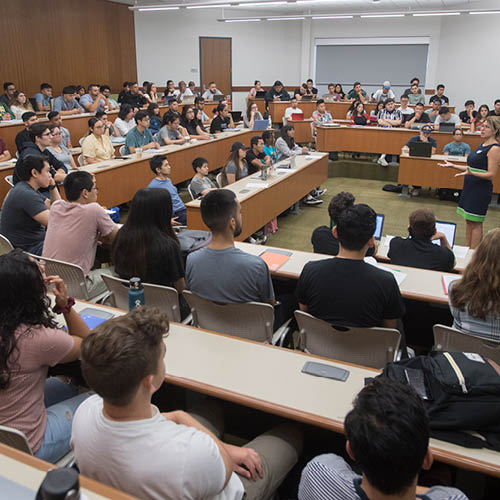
[260, 250, 292, 272]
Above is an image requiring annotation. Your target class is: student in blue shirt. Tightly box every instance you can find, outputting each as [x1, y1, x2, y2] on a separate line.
[443, 129, 471, 157]
[147, 154, 186, 225]
[262, 130, 278, 163]
[34, 83, 52, 112]
[124, 110, 159, 155]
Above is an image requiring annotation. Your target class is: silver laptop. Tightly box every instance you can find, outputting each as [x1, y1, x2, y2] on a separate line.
[182, 95, 196, 104]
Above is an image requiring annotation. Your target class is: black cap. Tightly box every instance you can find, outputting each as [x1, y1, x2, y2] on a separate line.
[231, 141, 249, 152]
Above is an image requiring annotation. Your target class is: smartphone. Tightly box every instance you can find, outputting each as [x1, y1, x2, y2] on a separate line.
[301, 361, 349, 382]
[79, 307, 114, 329]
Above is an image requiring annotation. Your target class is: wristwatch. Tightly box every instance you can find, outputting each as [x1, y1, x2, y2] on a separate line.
[53, 296, 75, 315]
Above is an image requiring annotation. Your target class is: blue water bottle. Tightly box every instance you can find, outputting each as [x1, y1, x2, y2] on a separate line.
[128, 277, 145, 311]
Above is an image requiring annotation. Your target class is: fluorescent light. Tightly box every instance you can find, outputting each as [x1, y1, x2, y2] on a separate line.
[138, 6, 180, 10]
[268, 16, 304, 20]
[470, 11, 500, 15]
[413, 12, 460, 17]
[242, 1, 286, 6]
[187, 3, 232, 8]
[225, 17, 261, 21]
[361, 14, 405, 18]
[312, 15, 353, 19]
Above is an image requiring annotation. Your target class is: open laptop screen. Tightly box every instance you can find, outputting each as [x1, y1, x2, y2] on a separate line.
[374, 214, 385, 240]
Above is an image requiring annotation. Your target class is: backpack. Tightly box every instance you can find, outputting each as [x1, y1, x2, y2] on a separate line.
[176, 229, 211, 259]
[378, 351, 500, 451]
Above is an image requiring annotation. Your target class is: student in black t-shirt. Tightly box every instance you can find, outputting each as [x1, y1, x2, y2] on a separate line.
[388, 208, 455, 272]
[459, 100, 477, 124]
[15, 111, 38, 152]
[180, 105, 210, 140]
[245, 136, 270, 175]
[429, 84, 449, 105]
[297, 203, 405, 328]
[404, 103, 431, 129]
[209, 103, 235, 134]
[402, 125, 437, 154]
[489, 99, 500, 117]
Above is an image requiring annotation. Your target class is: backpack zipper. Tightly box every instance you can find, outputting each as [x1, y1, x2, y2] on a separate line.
[443, 352, 468, 394]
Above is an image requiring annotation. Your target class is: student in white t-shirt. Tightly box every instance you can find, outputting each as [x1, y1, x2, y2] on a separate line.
[284, 97, 303, 122]
[71, 307, 302, 500]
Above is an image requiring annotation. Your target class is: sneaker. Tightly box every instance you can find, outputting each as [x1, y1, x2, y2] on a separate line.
[411, 187, 421, 197]
[377, 157, 389, 167]
[254, 235, 267, 245]
[305, 195, 323, 206]
[315, 188, 327, 197]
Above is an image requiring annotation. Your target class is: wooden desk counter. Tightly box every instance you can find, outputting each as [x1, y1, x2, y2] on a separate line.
[316, 125, 482, 155]
[186, 153, 329, 240]
[289, 119, 314, 143]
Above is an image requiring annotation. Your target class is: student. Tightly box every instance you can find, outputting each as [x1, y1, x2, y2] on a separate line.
[47, 111, 72, 148]
[79, 84, 108, 113]
[426, 99, 441, 123]
[166, 97, 181, 119]
[188, 80, 200, 97]
[210, 103, 235, 134]
[81, 117, 115, 164]
[124, 110, 159, 155]
[312, 99, 334, 132]
[193, 96, 209, 123]
[100, 85, 119, 109]
[0, 156, 61, 255]
[0, 250, 90, 463]
[405, 102, 431, 129]
[448, 228, 500, 341]
[294, 84, 307, 101]
[350, 102, 370, 126]
[306, 79, 318, 96]
[0, 138, 11, 162]
[145, 82, 159, 103]
[0, 98, 14, 121]
[369, 102, 384, 123]
[407, 83, 425, 106]
[334, 83, 345, 100]
[284, 97, 303, 121]
[371, 81, 395, 103]
[397, 95, 414, 123]
[403, 77, 422, 97]
[322, 83, 341, 101]
[117, 81, 130, 104]
[0, 82, 16, 106]
[147, 154, 186, 225]
[42, 171, 118, 297]
[52, 86, 84, 115]
[471, 104, 490, 132]
[222, 141, 249, 185]
[430, 84, 449, 105]
[246, 136, 270, 174]
[434, 106, 461, 131]
[121, 81, 147, 108]
[180, 105, 210, 140]
[443, 129, 471, 157]
[297, 203, 405, 327]
[262, 129, 278, 163]
[346, 82, 367, 102]
[46, 125, 78, 171]
[298, 378, 469, 500]
[72, 306, 301, 500]
[75, 85, 86, 101]
[243, 101, 264, 129]
[275, 124, 308, 161]
[202, 81, 223, 100]
[9, 90, 34, 119]
[265, 80, 289, 105]
[190, 157, 216, 198]
[34, 83, 53, 111]
[377, 99, 402, 166]
[159, 113, 188, 146]
[459, 100, 477, 124]
[114, 103, 136, 137]
[248, 79, 263, 98]
[95, 110, 120, 137]
[388, 208, 455, 272]
[173, 80, 193, 100]
[402, 125, 437, 155]
[15, 111, 38, 152]
[489, 99, 500, 117]
[147, 103, 162, 135]
[163, 80, 176, 99]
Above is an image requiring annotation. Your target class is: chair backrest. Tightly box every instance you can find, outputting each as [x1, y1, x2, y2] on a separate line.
[37, 256, 89, 300]
[295, 310, 401, 369]
[215, 172, 223, 188]
[433, 324, 500, 364]
[101, 274, 181, 322]
[0, 234, 14, 255]
[4, 175, 13, 187]
[0, 425, 32, 455]
[187, 183, 196, 200]
[79, 137, 85, 146]
[183, 290, 273, 343]
[77, 154, 85, 166]
[119, 145, 127, 156]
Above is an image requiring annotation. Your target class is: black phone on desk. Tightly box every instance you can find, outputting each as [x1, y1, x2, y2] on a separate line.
[302, 361, 349, 381]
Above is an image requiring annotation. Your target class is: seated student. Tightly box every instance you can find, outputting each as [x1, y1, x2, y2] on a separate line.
[388, 208, 455, 272]
[403, 77, 422, 97]
[405, 102, 431, 129]
[0, 137, 11, 162]
[112, 188, 185, 292]
[490, 99, 500, 117]
[47, 111, 72, 148]
[459, 100, 477, 125]
[124, 110, 159, 155]
[159, 113, 188, 146]
[0, 250, 90, 463]
[276, 124, 308, 161]
[0, 81, 16, 106]
[262, 129, 278, 163]
[47, 125, 78, 171]
[163, 79, 176, 100]
[312, 99, 334, 132]
[297, 203, 405, 327]
[371, 81, 395, 103]
[188, 80, 200, 97]
[246, 136, 271, 174]
[298, 378, 469, 500]
[471, 104, 490, 132]
[121, 81, 147, 108]
[248, 79, 264, 98]
[350, 102, 370, 125]
[265, 80, 289, 105]
[443, 129, 471, 157]
[190, 157, 216, 198]
[147, 154, 186, 225]
[195, 96, 210, 122]
[426, 99, 441, 123]
[0, 98, 14, 121]
[180, 105, 210, 140]
[0, 156, 61, 255]
[114, 103, 136, 137]
[43, 171, 118, 297]
[434, 106, 461, 130]
[430, 84, 449, 105]
[52, 86, 84, 115]
[100, 85, 119, 110]
[243, 102, 264, 129]
[402, 124, 437, 154]
[322, 83, 342, 101]
[165, 96, 181, 119]
[397, 94, 414, 123]
[117, 81, 130, 104]
[34, 83, 53, 111]
[173, 80, 193, 100]
[147, 103, 163, 135]
[311, 192, 375, 257]
[79, 84, 108, 114]
[75, 85, 86, 101]
[222, 141, 249, 185]
[305, 79, 318, 96]
[448, 228, 500, 342]
[369, 102, 384, 123]
[294, 84, 307, 101]
[284, 97, 303, 121]
[72, 307, 301, 500]
[210, 103, 235, 134]
[9, 90, 34, 119]
[145, 82, 159, 104]
[377, 99, 403, 166]
[202, 81, 223, 100]
[346, 82, 367, 102]
[15, 112, 38, 152]
[407, 83, 425, 106]
[81, 117, 115, 164]
[96, 110, 120, 137]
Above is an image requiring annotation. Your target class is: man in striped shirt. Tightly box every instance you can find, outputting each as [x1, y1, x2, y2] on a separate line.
[298, 378, 469, 500]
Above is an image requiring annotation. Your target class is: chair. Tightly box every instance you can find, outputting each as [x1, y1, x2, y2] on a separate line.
[0, 234, 14, 255]
[79, 137, 85, 146]
[77, 154, 85, 167]
[433, 324, 500, 364]
[119, 145, 127, 156]
[101, 274, 189, 324]
[4, 175, 13, 187]
[295, 310, 401, 369]
[187, 183, 196, 200]
[0, 425, 74, 468]
[215, 172, 223, 188]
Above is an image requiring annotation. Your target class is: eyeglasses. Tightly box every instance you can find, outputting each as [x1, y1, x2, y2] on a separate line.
[41, 132, 52, 137]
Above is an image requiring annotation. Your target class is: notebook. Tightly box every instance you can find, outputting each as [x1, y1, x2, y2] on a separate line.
[259, 249, 292, 271]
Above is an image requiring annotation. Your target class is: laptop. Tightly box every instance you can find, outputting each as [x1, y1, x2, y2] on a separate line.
[213, 94, 225, 102]
[323, 95, 336, 103]
[290, 112, 304, 121]
[230, 111, 242, 122]
[255, 90, 266, 98]
[433, 220, 457, 247]
[374, 214, 385, 241]
[301, 95, 314, 102]
[409, 141, 433, 158]
[439, 122, 457, 133]
[181, 95, 196, 104]
[253, 119, 268, 130]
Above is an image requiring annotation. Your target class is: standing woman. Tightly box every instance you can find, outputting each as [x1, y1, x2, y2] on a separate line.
[81, 117, 115, 165]
[222, 141, 249, 185]
[243, 101, 263, 129]
[439, 117, 500, 249]
[275, 124, 307, 161]
[471, 104, 490, 133]
[145, 82, 159, 104]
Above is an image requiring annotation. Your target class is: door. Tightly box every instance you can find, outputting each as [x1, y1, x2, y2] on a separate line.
[199, 37, 232, 97]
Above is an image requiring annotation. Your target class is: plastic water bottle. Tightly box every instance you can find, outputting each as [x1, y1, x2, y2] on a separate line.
[37, 468, 88, 500]
[128, 277, 145, 311]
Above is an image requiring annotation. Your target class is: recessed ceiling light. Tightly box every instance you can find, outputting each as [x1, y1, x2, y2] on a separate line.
[311, 15, 353, 19]
[241, 1, 287, 6]
[413, 12, 460, 17]
[187, 3, 232, 8]
[225, 17, 261, 21]
[469, 11, 500, 15]
[138, 6, 180, 10]
[268, 16, 305, 20]
[361, 14, 405, 18]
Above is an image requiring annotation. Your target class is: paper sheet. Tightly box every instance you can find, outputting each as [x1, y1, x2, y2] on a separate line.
[453, 245, 469, 259]
[384, 235, 395, 247]
[442, 275, 460, 295]
[245, 183, 269, 189]
[380, 266, 407, 286]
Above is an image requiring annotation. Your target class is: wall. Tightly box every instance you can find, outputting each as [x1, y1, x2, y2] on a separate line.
[0, 0, 137, 96]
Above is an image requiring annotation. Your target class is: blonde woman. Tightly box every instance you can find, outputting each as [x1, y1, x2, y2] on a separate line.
[9, 91, 34, 119]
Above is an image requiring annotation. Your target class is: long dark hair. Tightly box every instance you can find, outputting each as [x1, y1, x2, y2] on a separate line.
[118, 103, 133, 121]
[280, 124, 295, 149]
[147, 103, 160, 117]
[112, 189, 179, 280]
[222, 148, 247, 185]
[0, 250, 57, 390]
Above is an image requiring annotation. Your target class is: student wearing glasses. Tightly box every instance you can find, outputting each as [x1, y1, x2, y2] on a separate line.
[81, 118, 115, 165]
[47, 125, 78, 171]
[181, 106, 210, 140]
[124, 111, 160, 155]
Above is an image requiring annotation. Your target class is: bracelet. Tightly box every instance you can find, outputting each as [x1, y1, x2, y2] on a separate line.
[53, 296, 75, 315]
[48, 184, 57, 190]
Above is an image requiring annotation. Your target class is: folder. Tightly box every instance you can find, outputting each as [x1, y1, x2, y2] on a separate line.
[259, 249, 292, 271]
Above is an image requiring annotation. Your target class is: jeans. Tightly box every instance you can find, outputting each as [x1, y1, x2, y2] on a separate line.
[25, 239, 45, 256]
[174, 207, 187, 226]
[34, 377, 90, 463]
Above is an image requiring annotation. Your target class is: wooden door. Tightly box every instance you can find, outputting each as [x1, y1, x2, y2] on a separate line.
[199, 37, 232, 97]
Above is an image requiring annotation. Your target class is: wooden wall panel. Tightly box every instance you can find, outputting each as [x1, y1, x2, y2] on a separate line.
[0, 0, 137, 96]
[199, 37, 232, 97]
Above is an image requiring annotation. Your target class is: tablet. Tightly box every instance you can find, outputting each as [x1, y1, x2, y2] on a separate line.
[433, 220, 456, 247]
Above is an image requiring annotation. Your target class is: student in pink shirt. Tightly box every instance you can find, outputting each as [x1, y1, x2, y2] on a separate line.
[0, 250, 90, 462]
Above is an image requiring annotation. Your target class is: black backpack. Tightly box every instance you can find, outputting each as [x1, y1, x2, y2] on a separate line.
[378, 351, 500, 451]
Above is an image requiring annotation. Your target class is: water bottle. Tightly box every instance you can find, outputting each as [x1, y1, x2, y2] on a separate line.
[37, 468, 88, 500]
[128, 277, 145, 311]
[268, 116, 272, 128]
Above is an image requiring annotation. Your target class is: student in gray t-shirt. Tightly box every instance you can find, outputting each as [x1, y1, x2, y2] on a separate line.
[189, 157, 216, 198]
[158, 114, 187, 146]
